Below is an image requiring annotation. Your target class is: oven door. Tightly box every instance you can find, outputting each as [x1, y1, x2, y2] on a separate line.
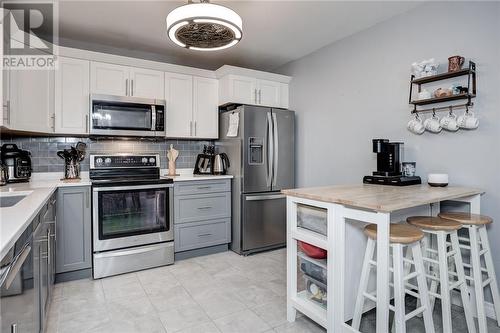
[90, 94, 164, 137]
[92, 183, 173, 252]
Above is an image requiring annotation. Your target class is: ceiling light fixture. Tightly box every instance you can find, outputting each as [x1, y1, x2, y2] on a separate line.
[166, 0, 242, 51]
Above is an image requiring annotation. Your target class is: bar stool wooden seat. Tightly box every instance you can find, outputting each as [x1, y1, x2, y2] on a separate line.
[407, 216, 476, 333]
[439, 212, 492, 225]
[439, 212, 500, 333]
[352, 224, 435, 333]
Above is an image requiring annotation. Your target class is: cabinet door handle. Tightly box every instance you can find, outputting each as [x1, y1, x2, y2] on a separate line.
[258, 89, 262, 104]
[50, 114, 55, 130]
[197, 186, 211, 190]
[86, 190, 90, 208]
[47, 228, 51, 267]
[85, 114, 89, 133]
[131, 79, 134, 96]
[3, 101, 10, 124]
[125, 79, 129, 96]
[194, 121, 197, 136]
[197, 206, 213, 210]
[190, 121, 193, 136]
[198, 233, 213, 237]
[254, 89, 258, 104]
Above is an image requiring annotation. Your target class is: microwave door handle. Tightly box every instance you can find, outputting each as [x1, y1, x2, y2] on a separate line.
[151, 105, 156, 131]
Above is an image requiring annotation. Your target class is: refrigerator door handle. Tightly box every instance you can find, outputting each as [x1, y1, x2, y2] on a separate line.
[272, 113, 278, 187]
[266, 112, 273, 187]
[245, 194, 285, 201]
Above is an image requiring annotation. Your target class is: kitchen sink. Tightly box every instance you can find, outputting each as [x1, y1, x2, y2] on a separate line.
[0, 192, 32, 208]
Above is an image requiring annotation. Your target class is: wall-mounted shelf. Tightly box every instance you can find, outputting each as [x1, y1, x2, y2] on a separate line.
[410, 93, 476, 106]
[409, 61, 476, 113]
[411, 66, 475, 85]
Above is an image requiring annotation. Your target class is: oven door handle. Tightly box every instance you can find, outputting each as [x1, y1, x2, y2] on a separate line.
[93, 184, 173, 192]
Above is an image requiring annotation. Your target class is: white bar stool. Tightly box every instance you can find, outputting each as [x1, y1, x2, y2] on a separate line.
[352, 224, 435, 333]
[407, 216, 476, 333]
[439, 212, 500, 333]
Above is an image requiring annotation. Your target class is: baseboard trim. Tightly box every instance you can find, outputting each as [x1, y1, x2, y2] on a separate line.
[485, 300, 498, 320]
[451, 290, 497, 320]
[55, 268, 91, 283]
[175, 244, 228, 261]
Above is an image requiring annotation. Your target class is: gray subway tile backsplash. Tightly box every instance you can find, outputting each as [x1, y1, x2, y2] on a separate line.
[0, 136, 213, 173]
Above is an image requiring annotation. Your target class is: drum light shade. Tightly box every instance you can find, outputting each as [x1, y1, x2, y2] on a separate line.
[166, 2, 242, 51]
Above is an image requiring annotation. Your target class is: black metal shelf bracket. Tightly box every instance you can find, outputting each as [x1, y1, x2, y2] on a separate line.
[408, 60, 477, 114]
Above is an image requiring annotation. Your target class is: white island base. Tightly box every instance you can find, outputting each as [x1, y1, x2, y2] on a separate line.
[283, 184, 484, 332]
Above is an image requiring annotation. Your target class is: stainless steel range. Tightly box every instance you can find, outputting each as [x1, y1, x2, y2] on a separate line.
[90, 153, 174, 279]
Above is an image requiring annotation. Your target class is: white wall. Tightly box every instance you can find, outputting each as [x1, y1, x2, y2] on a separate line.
[278, 1, 500, 278]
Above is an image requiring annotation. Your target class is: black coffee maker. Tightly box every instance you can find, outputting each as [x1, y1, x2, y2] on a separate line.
[194, 145, 215, 175]
[363, 139, 421, 186]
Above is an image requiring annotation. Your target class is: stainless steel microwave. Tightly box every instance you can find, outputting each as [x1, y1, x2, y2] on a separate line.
[90, 94, 166, 137]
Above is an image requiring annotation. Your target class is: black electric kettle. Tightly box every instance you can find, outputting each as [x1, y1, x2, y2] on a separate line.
[212, 153, 230, 175]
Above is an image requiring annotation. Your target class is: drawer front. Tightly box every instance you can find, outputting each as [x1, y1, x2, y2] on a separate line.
[174, 219, 230, 252]
[174, 179, 231, 195]
[175, 192, 230, 224]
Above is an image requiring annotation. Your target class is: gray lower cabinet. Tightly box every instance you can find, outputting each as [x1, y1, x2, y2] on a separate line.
[174, 180, 231, 253]
[56, 186, 92, 274]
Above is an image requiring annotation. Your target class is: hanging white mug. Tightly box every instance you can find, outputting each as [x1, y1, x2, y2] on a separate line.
[440, 112, 459, 132]
[407, 115, 425, 134]
[424, 114, 442, 133]
[457, 111, 479, 129]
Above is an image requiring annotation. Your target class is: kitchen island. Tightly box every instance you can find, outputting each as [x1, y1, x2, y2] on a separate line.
[282, 184, 483, 333]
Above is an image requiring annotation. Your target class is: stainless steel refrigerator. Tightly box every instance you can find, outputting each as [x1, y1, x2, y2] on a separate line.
[219, 105, 295, 255]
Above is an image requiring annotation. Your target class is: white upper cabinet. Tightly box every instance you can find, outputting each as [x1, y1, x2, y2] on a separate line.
[90, 62, 129, 96]
[165, 73, 219, 139]
[129, 67, 164, 99]
[91, 61, 164, 99]
[217, 66, 290, 109]
[55, 57, 90, 134]
[193, 77, 218, 139]
[220, 74, 256, 106]
[257, 79, 281, 107]
[9, 69, 54, 133]
[1, 16, 8, 128]
[280, 83, 289, 109]
[165, 72, 193, 138]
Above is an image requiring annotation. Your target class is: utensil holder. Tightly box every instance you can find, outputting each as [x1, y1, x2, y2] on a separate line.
[65, 162, 80, 179]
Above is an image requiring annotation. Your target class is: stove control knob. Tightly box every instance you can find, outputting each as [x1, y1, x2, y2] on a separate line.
[149, 157, 155, 164]
[96, 158, 103, 165]
[105, 158, 112, 164]
[141, 157, 148, 164]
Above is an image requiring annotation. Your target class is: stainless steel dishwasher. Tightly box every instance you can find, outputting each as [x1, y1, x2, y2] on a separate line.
[0, 223, 36, 333]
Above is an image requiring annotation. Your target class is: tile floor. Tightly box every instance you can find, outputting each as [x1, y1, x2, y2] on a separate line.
[46, 248, 500, 333]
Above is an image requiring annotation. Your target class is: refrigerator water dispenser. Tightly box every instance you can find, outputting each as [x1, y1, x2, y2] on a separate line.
[248, 137, 264, 165]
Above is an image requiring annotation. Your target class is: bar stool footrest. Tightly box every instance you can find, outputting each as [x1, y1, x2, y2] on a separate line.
[405, 306, 426, 321]
[363, 291, 377, 303]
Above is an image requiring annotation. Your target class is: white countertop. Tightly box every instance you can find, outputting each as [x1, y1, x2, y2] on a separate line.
[0, 169, 232, 259]
[0, 177, 92, 259]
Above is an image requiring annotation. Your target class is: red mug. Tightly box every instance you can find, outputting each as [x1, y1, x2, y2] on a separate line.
[448, 55, 465, 72]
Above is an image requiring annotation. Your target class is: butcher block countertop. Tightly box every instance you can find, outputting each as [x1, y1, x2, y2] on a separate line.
[282, 184, 483, 213]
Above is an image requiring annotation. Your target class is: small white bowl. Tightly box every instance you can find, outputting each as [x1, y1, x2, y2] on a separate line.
[428, 173, 449, 187]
